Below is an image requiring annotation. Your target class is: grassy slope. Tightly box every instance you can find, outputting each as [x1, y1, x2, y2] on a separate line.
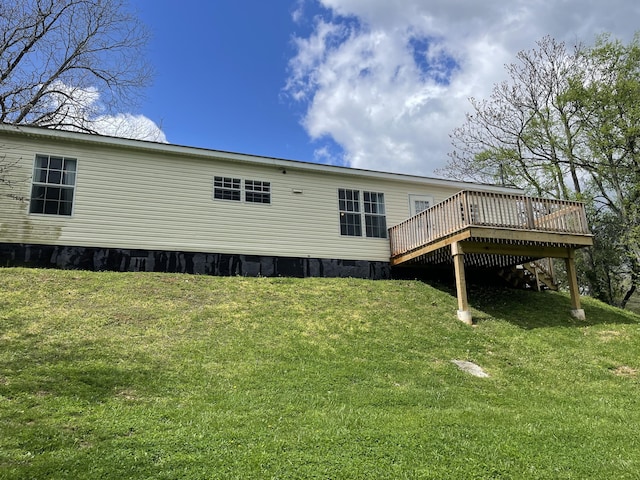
[1, 268, 639, 479]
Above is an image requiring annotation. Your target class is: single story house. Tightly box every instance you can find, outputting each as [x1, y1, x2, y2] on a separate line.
[0, 124, 593, 322]
[0, 123, 519, 277]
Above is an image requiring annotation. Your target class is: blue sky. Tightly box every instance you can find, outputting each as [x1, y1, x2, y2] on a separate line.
[123, 0, 640, 176]
[130, 0, 330, 164]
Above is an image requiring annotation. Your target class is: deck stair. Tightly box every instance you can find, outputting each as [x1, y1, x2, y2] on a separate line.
[499, 260, 558, 291]
[524, 259, 558, 291]
[498, 265, 534, 290]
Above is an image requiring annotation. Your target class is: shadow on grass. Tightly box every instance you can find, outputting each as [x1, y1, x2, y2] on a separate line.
[469, 286, 640, 329]
[396, 264, 640, 329]
[0, 336, 160, 402]
[420, 278, 640, 330]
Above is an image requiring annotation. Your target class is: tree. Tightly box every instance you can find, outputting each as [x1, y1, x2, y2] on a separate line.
[443, 34, 640, 308]
[445, 36, 586, 198]
[0, 0, 150, 132]
[564, 34, 640, 306]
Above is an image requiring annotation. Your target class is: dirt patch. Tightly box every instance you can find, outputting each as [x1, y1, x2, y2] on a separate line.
[598, 330, 623, 341]
[611, 365, 638, 377]
[115, 388, 140, 401]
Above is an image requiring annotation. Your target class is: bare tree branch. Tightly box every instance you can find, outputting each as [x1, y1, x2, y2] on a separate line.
[0, 0, 150, 130]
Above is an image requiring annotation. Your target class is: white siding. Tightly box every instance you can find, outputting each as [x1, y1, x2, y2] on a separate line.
[0, 130, 513, 262]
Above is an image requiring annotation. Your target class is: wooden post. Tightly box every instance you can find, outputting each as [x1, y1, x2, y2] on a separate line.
[565, 249, 585, 320]
[533, 265, 541, 292]
[548, 257, 556, 286]
[451, 242, 472, 325]
[461, 192, 470, 226]
[525, 197, 535, 229]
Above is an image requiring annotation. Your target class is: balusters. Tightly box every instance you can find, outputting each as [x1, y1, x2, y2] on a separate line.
[388, 190, 590, 258]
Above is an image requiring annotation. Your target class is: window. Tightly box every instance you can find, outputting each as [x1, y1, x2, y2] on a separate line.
[364, 191, 387, 238]
[245, 180, 271, 204]
[414, 200, 430, 213]
[214, 177, 271, 204]
[408, 194, 434, 216]
[214, 176, 241, 201]
[29, 154, 77, 216]
[338, 189, 362, 236]
[338, 189, 387, 238]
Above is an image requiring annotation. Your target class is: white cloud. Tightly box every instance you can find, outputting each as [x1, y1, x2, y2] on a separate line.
[92, 113, 167, 143]
[286, 0, 640, 175]
[42, 81, 167, 143]
[291, 0, 305, 24]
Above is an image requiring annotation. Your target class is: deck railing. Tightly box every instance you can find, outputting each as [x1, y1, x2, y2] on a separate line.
[389, 190, 591, 258]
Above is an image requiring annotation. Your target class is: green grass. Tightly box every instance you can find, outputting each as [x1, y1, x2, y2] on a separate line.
[1, 267, 639, 479]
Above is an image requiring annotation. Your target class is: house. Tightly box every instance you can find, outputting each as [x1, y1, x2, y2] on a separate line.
[0, 124, 593, 323]
[0, 123, 519, 277]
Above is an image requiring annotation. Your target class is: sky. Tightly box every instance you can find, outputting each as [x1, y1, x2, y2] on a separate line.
[121, 0, 640, 177]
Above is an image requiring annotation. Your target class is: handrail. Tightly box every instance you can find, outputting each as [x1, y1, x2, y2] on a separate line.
[389, 190, 591, 258]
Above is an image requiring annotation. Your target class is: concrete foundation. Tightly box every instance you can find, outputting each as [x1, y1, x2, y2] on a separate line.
[457, 309, 473, 325]
[571, 309, 586, 321]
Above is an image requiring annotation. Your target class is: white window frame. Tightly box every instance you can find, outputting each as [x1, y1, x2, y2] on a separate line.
[338, 188, 387, 238]
[408, 194, 434, 217]
[213, 176, 271, 204]
[363, 191, 387, 238]
[29, 154, 77, 216]
[338, 188, 362, 236]
[213, 176, 242, 201]
[244, 179, 271, 204]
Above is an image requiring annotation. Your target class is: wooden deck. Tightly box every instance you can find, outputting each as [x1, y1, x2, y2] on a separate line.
[388, 190, 594, 324]
[389, 190, 593, 268]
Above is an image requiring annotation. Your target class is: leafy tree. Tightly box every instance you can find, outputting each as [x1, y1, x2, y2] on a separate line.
[0, 0, 150, 132]
[565, 34, 640, 306]
[444, 34, 640, 307]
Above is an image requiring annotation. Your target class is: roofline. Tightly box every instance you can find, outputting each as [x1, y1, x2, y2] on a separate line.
[0, 123, 523, 193]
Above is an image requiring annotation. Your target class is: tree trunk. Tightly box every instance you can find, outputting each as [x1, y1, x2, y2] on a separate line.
[620, 284, 636, 309]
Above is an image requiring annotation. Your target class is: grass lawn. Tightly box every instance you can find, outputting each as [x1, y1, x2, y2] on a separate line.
[1, 267, 639, 479]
